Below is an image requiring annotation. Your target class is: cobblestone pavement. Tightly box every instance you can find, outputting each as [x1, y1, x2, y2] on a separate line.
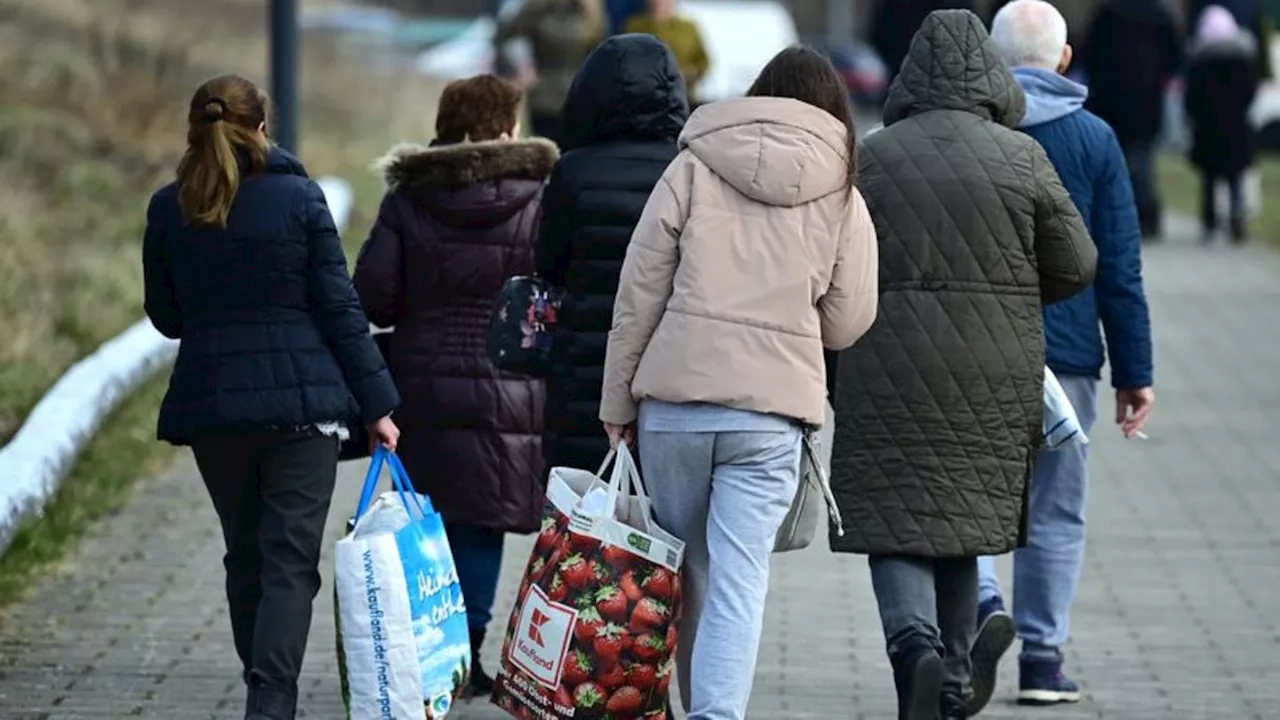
[3, 215, 1280, 719]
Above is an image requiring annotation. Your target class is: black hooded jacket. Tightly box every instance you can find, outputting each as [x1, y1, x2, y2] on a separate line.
[537, 34, 690, 471]
[1083, 0, 1183, 145]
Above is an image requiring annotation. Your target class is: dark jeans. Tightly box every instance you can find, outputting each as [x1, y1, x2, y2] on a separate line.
[1200, 169, 1246, 236]
[1123, 140, 1162, 236]
[192, 429, 339, 696]
[870, 555, 979, 700]
[445, 523, 505, 631]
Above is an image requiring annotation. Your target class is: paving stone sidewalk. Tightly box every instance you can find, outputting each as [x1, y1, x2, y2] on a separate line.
[3, 216, 1280, 719]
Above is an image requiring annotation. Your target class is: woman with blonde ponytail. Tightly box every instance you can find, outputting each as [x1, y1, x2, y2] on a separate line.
[142, 74, 400, 720]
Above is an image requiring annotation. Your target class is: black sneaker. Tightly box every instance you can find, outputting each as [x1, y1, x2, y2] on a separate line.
[894, 645, 945, 720]
[966, 596, 1015, 716]
[1017, 655, 1081, 705]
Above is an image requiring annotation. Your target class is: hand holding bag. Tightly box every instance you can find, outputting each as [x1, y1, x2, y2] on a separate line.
[774, 399, 845, 553]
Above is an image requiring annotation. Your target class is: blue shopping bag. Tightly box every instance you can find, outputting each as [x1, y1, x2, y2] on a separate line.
[335, 447, 472, 719]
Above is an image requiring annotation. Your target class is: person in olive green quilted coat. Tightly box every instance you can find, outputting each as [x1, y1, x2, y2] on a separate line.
[827, 10, 1098, 716]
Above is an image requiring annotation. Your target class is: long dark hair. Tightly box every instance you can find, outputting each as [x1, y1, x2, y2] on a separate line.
[747, 46, 857, 190]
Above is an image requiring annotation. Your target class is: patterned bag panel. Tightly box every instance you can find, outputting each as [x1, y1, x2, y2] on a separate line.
[488, 275, 560, 376]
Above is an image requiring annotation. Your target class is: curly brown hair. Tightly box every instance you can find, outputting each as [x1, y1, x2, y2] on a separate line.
[435, 74, 525, 143]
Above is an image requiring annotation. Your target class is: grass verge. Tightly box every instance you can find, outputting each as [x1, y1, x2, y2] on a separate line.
[0, 0, 444, 604]
[0, 373, 174, 607]
[1157, 153, 1280, 245]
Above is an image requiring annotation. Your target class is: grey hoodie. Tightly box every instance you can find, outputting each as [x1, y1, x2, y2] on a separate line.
[1014, 66, 1088, 128]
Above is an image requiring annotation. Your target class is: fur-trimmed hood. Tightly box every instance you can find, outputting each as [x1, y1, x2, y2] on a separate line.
[375, 137, 559, 191]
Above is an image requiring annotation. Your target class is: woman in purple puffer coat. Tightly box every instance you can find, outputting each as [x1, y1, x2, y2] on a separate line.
[353, 74, 558, 697]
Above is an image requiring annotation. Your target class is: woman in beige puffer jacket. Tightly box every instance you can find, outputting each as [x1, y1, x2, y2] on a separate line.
[599, 47, 879, 720]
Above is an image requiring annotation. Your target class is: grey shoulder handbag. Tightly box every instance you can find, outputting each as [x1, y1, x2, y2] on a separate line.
[774, 399, 845, 553]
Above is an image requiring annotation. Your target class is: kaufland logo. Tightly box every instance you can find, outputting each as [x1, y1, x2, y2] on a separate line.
[528, 608, 550, 647]
[510, 585, 578, 688]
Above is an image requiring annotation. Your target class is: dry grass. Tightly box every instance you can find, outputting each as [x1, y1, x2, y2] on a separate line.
[1158, 153, 1280, 246]
[0, 0, 445, 599]
[0, 0, 445, 440]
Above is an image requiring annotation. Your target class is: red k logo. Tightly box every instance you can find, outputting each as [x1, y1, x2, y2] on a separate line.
[510, 584, 579, 688]
[528, 608, 550, 647]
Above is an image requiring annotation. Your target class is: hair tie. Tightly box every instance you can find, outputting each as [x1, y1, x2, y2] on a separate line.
[203, 97, 229, 123]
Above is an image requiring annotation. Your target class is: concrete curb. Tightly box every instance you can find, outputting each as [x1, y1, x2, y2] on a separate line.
[0, 177, 355, 556]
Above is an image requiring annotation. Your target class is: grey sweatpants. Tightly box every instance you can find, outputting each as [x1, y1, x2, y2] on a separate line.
[637, 401, 802, 720]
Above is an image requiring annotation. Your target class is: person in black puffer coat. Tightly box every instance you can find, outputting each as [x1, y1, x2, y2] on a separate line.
[537, 33, 690, 472]
[143, 75, 399, 720]
[1082, 0, 1183, 239]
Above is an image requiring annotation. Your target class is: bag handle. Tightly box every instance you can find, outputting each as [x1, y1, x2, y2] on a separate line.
[802, 431, 845, 537]
[353, 448, 387, 522]
[571, 442, 655, 533]
[600, 442, 656, 532]
[600, 441, 637, 521]
[353, 447, 430, 523]
[384, 448, 431, 518]
[616, 442, 656, 533]
[574, 441, 642, 522]
[617, 442, 653, 506]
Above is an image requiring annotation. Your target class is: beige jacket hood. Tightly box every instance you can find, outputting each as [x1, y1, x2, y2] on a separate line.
[600, 97, 879, 428]
[681, 97, 852, 207]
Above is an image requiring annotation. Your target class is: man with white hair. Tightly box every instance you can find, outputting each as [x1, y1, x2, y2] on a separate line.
[975, 0, 1155, 714]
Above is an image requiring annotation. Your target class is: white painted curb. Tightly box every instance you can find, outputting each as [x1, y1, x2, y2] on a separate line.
[0, 177, 356, 555]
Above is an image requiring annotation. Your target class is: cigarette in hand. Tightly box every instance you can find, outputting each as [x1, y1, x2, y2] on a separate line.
[1133, 431, 1149, 440]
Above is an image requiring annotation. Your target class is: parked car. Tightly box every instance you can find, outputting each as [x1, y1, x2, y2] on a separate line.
[810, 38, 889, 109]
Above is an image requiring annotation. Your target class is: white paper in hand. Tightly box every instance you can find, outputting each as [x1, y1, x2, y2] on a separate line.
[1043, 367, 1088, 451]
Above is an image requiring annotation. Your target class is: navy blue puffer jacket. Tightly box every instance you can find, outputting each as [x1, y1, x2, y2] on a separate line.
[143, 147, 399, 444]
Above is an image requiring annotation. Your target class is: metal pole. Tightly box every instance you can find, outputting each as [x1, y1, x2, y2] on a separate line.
[270, 0, 299, 154]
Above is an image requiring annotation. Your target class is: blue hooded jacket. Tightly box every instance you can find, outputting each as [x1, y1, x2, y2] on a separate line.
[1014, 67, 1153, 389]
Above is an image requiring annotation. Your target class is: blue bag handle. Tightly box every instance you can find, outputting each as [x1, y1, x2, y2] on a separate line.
[385, 449, 432, 517]
[353, 448, 387, 523]
[353, 447, 431, 523]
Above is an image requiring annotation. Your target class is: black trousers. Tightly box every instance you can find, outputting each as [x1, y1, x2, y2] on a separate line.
[1200, 168, 1246, 237]
[192, 429, 339, 696]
